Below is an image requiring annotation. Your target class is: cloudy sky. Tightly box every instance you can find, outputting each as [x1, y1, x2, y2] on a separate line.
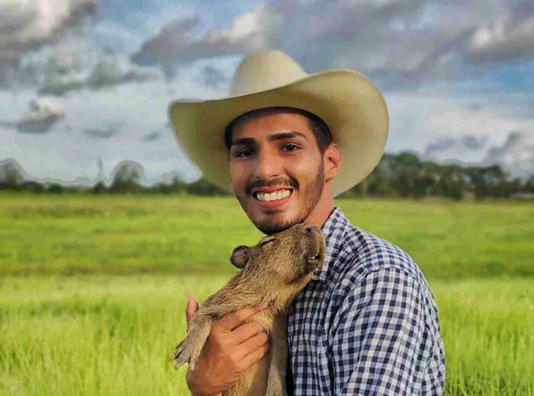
[1, 0, 533, 184]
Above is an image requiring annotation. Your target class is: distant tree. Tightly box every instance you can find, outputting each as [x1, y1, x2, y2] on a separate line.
[466, 167, 487, 199]
[0, 159, 24, 189]
[435, 165, 465, 200]
[47, 183, 64, 193]
[19, 181, 44, 193]
[109, 160, 144, 193]
[501, 178, 523, 198]
[390, 152, 423, 197]
[92, 181, 107, 194]
[186, 177, 227, 195]
[367, 154, 396, 196]
[155, 176, 187, 194]
[418, 161, 440, 197]
[466, 165, 508, 199]
[485, 165, 507, 197]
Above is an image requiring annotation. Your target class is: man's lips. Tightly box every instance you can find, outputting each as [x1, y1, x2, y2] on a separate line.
[245, 177, 298, 197]
[252, 186, 293, 194]
[251, 187, 294, 204]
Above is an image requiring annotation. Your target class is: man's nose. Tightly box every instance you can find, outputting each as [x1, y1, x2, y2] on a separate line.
[253, 149, 282, 180]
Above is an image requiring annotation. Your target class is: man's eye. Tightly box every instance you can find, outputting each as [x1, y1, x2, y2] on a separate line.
[282, 144, 300, 152]
[234, 148, 255, 158]
[260, 239, 276, 247]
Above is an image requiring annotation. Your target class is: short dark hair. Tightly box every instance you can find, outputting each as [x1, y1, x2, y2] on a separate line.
[224, 107, 333, 153]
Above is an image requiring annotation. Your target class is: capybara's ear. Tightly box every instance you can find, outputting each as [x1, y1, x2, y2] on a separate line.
[230, 245, 249, 269]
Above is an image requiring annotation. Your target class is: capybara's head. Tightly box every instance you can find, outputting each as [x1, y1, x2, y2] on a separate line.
[230, 224, 326, 289]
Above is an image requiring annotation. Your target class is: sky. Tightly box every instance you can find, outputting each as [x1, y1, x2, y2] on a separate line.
[1, 0, 533, 185]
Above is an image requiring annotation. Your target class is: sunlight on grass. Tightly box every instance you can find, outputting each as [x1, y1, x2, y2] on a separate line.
[1, 275, 533, 395]
[1, 194, 533, 395]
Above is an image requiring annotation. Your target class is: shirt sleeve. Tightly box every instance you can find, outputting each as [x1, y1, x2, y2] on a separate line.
[329, 267, 436, 395]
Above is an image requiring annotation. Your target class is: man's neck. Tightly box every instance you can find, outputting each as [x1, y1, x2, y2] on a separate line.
[304, 183, 336, 229]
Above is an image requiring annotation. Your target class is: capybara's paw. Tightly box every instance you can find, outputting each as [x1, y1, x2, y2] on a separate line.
[172, 339, 191, 369]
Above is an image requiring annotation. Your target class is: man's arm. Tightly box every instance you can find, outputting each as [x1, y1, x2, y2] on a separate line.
[185, 296, 269, 396]
[330, 267, 444, 395]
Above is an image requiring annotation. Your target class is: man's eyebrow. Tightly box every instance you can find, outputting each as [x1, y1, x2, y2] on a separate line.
[231, 137, 257, 147]
[231, 132, 307, 147]
[268, 132, 308, 142]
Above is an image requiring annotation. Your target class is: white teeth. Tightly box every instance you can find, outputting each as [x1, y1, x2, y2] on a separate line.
[256, 190, 291, 202]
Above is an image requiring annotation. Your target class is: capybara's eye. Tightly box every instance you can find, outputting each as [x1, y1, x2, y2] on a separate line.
[260, 239, 276, 247]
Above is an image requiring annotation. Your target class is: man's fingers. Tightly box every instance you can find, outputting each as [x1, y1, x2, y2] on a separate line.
[239, 342, 270, 370]
[235, 331, 269, 360]
[186, 295, 199, 330]
[216, 305, 267, 332]
[231, 321, 266, 345]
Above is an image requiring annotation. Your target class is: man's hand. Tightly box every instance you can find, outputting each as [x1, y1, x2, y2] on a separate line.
[185, 295, 269, 396]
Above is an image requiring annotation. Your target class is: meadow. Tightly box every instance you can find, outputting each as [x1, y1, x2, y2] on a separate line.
[1, 193, 533, 395]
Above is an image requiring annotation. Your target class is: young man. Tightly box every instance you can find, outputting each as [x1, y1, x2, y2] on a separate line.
[169, 51, 446, 395]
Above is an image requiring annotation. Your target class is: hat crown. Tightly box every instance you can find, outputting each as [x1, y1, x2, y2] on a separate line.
[230, 50, 308, 97]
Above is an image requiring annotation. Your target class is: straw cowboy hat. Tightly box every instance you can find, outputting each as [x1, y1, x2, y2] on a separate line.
[168, 50, 389, 196]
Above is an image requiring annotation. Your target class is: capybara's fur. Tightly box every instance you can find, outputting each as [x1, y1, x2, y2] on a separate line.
[173, 223, 326, 396]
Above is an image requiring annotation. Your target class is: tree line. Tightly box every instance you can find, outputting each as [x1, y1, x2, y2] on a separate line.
[1, 154, 533, 200]
[342, 152, 534, 200]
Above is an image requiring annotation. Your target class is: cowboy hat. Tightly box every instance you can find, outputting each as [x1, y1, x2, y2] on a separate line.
[168, 50, 388, 196]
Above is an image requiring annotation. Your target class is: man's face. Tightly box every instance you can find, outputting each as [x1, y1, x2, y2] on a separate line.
[229, 109, 325, 235]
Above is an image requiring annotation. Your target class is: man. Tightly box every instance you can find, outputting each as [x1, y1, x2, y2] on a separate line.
[169, 50, 446, 395]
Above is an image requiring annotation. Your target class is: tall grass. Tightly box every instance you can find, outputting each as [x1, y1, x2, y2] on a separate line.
[1, 194, 533, 395]
[438, 279, 534, 395]
[1, 193, 533, 278]
[1, 276, 532, 395]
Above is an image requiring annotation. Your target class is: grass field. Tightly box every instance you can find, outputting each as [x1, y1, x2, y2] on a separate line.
[1, 193, 533, 395]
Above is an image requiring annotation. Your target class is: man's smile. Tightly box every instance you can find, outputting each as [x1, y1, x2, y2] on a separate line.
[251, 187, 294, 208]
[255, 189, 292, 201]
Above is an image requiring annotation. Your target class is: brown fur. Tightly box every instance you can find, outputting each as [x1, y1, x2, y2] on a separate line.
[173, 223, 326, 396]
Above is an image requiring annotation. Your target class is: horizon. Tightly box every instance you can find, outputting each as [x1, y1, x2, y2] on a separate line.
[1, 151, 531, 193]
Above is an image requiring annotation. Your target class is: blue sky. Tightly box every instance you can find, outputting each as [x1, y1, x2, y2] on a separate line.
[1, 0, 533, 184]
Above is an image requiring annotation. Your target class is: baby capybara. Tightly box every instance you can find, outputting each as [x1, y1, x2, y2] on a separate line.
[173, 223, 326, 395]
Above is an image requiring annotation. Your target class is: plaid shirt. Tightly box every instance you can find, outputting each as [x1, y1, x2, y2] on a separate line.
[287, 208, 446, 395]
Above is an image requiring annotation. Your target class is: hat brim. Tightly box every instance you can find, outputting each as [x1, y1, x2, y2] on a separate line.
[168, 69, 388, 197]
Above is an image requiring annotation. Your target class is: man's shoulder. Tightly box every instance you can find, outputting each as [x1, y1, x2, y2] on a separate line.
[329, 220, 441, 326]
[322, 208, 436, 308]
[333, 222, 422, 283]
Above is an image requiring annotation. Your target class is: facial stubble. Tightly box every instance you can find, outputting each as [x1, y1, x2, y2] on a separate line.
[238, 161, 325, 235]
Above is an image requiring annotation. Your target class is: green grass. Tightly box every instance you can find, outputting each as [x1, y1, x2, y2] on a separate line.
[0, 275, 219, 396]
[438, 278, 534, 395]
[1, 194, 533, 279]
[0, 194, 263, 276]
[1, 193, 533, 395]
[1, 276, 532, 395]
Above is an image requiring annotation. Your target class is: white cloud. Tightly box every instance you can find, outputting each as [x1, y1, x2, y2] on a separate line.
[14, 97, 65, 133]
[130, 0, 534, 87]
[385, 90, 534, 164]
[484, 130, 534, 177]
[23, 97, 64, 121]
[469, 15, 534, 62]
[0, 0, 97, 62]
[221, 8, 262, 41]
[131, 5, 280, 74]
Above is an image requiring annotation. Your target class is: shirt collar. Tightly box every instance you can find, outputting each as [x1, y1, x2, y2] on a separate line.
[313, 207, 351, 282]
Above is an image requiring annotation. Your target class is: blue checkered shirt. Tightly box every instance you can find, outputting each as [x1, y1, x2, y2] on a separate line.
[287, 208, 446, 395]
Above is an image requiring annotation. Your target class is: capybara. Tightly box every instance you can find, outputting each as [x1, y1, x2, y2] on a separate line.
[173, 223, 326, 395]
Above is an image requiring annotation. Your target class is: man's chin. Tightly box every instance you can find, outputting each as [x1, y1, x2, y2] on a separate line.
[252, 214, 302, 235]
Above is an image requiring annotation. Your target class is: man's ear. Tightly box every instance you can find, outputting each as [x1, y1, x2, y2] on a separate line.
[324, 143, 341, 182]
[230, 245, 250, 269]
